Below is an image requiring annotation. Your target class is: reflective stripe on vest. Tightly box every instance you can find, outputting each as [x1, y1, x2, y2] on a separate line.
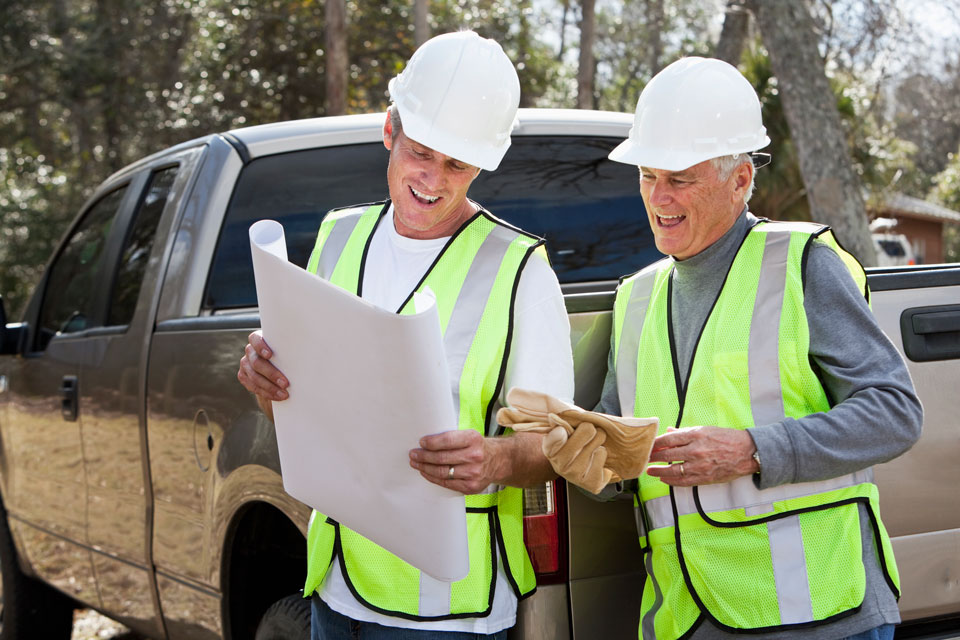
[612, 220, 898, 637]
[302, 201, 540, 619]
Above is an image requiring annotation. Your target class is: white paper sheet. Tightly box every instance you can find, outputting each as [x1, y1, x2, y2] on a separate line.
[249, 219, 468, 581]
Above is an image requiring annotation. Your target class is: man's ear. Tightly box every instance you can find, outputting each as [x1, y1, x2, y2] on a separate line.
[732, 161, 753, 202]
[383, 115, 393, 151]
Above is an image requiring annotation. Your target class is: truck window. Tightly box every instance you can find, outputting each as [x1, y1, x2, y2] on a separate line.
[108, 166, 178, 326]
[204, 136, 656, 311]
[205, 143, 389, 310]
[37, 186, 127, 350]
[469, 136, 657, 283]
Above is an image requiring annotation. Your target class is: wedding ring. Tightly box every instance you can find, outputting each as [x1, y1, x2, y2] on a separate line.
[448, 465, 455, 479]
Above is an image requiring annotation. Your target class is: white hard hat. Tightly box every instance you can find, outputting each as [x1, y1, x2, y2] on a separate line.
[609, 57, 770, 171]
[388, 31, 520, 171]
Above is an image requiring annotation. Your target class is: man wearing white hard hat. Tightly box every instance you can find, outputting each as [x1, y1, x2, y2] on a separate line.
[237, 31, 573, 638]
[597, 57, 921, 640]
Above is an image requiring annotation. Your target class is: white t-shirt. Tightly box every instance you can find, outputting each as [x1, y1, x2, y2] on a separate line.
[318, 205, 575, 633]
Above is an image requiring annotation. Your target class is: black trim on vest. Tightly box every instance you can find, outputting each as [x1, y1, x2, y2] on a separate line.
[393, 208, 485, 313]
[670, 486, 865, 634]
[809, 225, 870, 303]
[488, 236, 544, 438]
[666, 277, 685, 423]
[355, 200, 390, 298]
[656, 221, 878, 636]
[677, 614, 706, 640]
[636, 499, 653, 555]
[863, 500, 901, 600]
[478, 205, 544, 243]
[332, 508, 501, 621]
[493, 504, 538, 602]
[324, 199, 392, 220]
[324, 204, 537, 620]
[669, 225, 753, 428]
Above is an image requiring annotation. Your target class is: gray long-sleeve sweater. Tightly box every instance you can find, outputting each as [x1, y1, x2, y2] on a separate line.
[597, 210, 923, 639]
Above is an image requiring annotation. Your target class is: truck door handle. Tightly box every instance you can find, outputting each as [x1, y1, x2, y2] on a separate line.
[60, 375, 78, 422]
[900, 304, 960, 362]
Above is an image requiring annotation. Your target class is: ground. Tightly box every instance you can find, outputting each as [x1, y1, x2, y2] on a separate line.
[72, 609, 141, 640]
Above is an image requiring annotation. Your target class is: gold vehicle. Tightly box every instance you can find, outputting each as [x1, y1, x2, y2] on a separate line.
[1, 110, 958, 639]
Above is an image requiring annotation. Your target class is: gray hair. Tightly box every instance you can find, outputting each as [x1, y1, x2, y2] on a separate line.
[711, 153, 756, 203]
[388, 104, 403, 141]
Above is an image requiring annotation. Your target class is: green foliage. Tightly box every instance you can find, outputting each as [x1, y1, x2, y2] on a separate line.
[592, 0, 716, 113]
[740, 46, 808, 221]
[2, 0, 958, 317]
[931, 152, 960, 263]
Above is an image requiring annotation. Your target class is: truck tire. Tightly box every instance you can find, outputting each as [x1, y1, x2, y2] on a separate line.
[0, 499, 74, 639]
[254, 594, 311, 640]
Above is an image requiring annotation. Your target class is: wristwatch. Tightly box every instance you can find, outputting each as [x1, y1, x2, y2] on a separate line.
[752, 449, 762, 475]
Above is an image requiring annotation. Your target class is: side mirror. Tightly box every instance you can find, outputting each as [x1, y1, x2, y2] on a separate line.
[0, 297, 26, 356]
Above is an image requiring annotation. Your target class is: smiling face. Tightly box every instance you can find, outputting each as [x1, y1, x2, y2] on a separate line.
[383, 115, 481, 240]
[639, 158, 752, 260]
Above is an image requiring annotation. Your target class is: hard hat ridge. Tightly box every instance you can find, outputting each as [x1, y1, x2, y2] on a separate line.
[388, 31, 521, 171]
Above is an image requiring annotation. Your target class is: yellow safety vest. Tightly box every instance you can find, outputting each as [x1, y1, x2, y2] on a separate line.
[612, 220, 899, 638]
[302, 201, 542, 619]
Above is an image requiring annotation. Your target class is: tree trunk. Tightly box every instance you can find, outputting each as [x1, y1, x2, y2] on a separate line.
[577, 0, 596, 109]
[646, 0, 665, 75]
[325, 0, 348, 116]
[715, 0, 750, 66]
[748, 0, 877, 265]
[414, 0, 430, 47]
[557, 0, 570, 61]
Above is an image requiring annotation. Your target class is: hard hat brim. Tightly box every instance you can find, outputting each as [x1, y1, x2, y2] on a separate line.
[608, 135, 771, 171]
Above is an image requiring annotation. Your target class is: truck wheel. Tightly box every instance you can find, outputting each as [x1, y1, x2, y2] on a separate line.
[0, 500, 74, 639]
[254, 594, 311, 640]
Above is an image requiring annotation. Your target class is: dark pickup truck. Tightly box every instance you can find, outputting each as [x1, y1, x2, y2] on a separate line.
[1, 109, 958, 640]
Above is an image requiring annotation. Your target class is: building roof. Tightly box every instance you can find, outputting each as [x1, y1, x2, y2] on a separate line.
[876, 192, 960, 224]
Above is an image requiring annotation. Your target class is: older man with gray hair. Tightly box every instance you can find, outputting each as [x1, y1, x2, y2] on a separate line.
[598, 56, 921, 640]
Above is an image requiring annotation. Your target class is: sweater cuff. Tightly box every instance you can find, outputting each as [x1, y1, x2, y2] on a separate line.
[746, 422, 797, 489]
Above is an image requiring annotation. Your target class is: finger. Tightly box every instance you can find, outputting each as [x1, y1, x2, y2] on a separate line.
[581, 443, 609, 483]
[541, 425, 569, 457]
[419, 429, 481, 452]
[651, 427, 693, 450]
[417, 469, 483, 496]
[248, 330, 273, 359]
[238, 351, 288, 401]
[409, 447, 464, 468]
[551, 423, 603, 473]
[245, 344, 288, 389]
[645, 462, 692, 486]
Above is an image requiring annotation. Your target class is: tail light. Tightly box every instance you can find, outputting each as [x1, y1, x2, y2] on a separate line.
[522, 478, 568, 584]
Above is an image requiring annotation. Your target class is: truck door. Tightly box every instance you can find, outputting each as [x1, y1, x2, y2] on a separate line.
[2, 183, 136, 608]
[868, 264, 960, 624]
[77, 162, 184, 637]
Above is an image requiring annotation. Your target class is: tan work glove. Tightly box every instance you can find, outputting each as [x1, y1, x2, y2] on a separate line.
[497, 388, 658, 494]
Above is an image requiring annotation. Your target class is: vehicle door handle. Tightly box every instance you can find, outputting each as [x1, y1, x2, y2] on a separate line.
[900, 304, 960, 362]
[60, 375, 78, 422]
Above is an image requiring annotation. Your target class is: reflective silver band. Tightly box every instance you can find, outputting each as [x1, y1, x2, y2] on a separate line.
[634, 504, 648, 540]
[419, 572, 452, 617]
[749, 231, 790, 426]
[316, 213, 364, 279]
[617, 266, 660, 417]
[768, 513, 813, 623]
[643, 468, 874, 531]
[444, 224, 519, 433]
[641, 546, 664, 639]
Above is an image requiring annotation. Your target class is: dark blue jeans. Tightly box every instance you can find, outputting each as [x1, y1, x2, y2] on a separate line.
[842, 624, 896, 640]
[311, 596, 508, 640]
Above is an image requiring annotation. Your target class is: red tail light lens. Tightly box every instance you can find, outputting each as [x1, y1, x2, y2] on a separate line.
[522, 479, 567, 584]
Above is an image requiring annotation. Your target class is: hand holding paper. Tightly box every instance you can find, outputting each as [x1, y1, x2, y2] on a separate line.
[249, 219, 468, 582]
[497, 388, 658, 494]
